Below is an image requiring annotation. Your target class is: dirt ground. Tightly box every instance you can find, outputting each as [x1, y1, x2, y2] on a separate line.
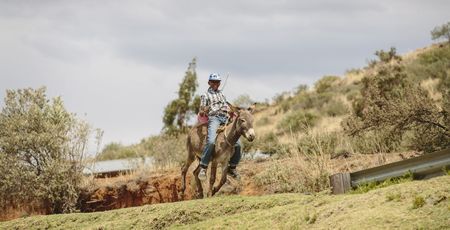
[78, 160, 268, 213]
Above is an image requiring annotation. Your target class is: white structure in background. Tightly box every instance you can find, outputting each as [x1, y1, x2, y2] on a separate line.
[83, 157, 154, 177]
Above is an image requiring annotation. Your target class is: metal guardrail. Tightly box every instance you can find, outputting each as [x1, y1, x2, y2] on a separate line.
[330, 148, 450, 194]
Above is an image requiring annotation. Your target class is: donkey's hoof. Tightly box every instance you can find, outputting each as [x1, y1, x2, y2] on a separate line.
[195, 193, 204, 199]
[211, 187, 218, 196]
[179, 192, 185, 201]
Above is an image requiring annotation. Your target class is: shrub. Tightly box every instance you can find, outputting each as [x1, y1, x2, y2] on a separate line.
[272, 91, 291, 105]
[244, 133, 288, 155]
[412, 195, 426, 209]
[321, 99, 349, 117]
[278, 111, 319, 133]
[294, 132, 339, 156]
[295, 84, 308, 95]
[375, 47, 402, 63]
[255, 158, 330, 194]
[0, 87, 91, 214]
[314, 76, 341, 94]
[141, 134, 187, 169]
[97, 142, 138, 161]
[255, 133, 334, 193]
[294, 92, 333, 111]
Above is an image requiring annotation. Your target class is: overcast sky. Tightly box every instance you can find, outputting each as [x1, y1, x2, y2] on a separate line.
[1, 0, 449, 150]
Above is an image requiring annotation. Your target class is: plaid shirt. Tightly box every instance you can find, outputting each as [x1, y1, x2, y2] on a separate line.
[200, 87, 230, 116]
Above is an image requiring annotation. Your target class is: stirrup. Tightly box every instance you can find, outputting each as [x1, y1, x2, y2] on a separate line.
[198, 168, 207, 181]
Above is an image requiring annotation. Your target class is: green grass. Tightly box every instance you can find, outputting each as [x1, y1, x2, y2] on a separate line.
[351, 172, 414, 194]
[1, 176, 449, 229]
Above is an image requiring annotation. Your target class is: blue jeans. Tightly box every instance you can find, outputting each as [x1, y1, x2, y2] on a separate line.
[200, 114, 241, 168]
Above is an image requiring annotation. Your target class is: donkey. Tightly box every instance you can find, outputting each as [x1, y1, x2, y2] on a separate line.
[181, 103, 256, 198]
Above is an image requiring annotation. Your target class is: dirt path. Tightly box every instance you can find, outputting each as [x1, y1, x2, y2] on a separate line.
[78, 160, 270, 212]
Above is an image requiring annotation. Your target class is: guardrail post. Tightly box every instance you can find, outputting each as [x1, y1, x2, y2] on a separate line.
[330, 173, 351, 194]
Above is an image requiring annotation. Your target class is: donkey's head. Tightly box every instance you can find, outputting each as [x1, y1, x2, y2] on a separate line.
[229, 103, 256, 142]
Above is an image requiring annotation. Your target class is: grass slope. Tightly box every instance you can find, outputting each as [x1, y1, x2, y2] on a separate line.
[2, 176, 449, 230]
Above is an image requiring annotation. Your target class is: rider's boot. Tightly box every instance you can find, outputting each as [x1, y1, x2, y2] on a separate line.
[227, 165, 240, 179]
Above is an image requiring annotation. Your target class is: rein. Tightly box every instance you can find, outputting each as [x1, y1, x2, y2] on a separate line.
[223, 115, 237, 147]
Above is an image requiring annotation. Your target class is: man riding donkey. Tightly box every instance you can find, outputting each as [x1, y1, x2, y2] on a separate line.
[198, 73, 242, 180]
[180, 73, 256, 198]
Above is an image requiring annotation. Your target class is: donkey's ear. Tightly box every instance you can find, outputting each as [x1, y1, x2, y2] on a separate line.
[247, 103, 256, 114]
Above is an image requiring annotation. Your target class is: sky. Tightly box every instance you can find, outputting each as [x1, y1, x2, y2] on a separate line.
[1, 0, 449, 151]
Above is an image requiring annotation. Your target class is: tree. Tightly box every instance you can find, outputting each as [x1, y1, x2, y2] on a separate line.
[431, 21, 450, 44]
[163, 58, 200, 133]
[233, 94, 254, 107]
[0, 87, 91, 214]
[96, 142, 137, 160]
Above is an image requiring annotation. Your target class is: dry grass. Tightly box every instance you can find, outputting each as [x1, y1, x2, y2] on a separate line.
[312, 115, 344, 134]
[342, 70, 364, 85]
[421, 78, 442, 103]
[253, 105, 284, 135]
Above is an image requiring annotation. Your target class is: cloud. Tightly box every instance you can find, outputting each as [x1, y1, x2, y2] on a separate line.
[1, 0, 449, 148]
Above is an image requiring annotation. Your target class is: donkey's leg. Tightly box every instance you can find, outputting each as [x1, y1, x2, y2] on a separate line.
[208, 161, 218, 197]
[180, 152, 195, 200]
[193, 164, 204, 199]
[212, 164, 229, 196]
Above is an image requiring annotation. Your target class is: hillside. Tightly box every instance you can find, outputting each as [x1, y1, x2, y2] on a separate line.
[64, 42, 449, 219]
[2, 175, 449, 229]
[2, 42, 448, 223]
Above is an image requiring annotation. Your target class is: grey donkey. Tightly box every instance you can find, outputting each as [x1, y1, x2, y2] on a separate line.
[181, 103, 256, 199]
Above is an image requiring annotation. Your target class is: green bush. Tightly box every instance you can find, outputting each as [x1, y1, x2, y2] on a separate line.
[272, 91, 291, 105]
[279, 99, 293, 112]
[321, 99, 349, 117]
[412, 195, 426, 209]
[291, 92, 333, 111]
[255, 160, 329, 194]
[243, 133, 288, 155]
[141, 134, 187, 169]
[0, 87, 91, 214]
[278, 111, 319, 133]
[314, 76, 341, 94]
[97, 142, 138, 161]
